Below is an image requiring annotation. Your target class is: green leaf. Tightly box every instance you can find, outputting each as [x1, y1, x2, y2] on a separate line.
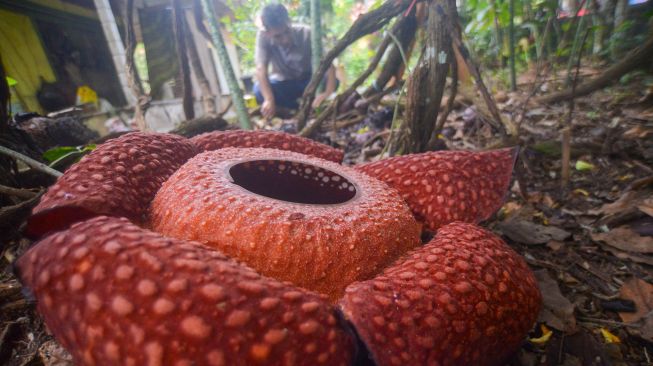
[43, 146, 78, 163]
[43, 144, 97, 166]
[6, 76, 17, 86]
[575, 160, 595, 171]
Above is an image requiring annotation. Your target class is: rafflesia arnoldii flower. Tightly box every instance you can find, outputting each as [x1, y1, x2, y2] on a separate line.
[18, 130, 540, 366]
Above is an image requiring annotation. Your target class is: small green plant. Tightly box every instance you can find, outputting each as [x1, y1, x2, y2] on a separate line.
[43, 144, 96, 169]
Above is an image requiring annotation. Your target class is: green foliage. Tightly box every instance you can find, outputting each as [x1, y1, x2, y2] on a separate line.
[134, 43, 151, 94]
[463, 0, 557, 67]
[43, 144, 96, 168]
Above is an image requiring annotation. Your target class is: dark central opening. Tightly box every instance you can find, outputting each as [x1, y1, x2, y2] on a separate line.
[228, 159, 357, 205]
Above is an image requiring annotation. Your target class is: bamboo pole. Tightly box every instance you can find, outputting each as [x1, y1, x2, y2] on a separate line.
[199, 0, 252, 130]
[310, 0, 324, 93]
[173, 0, 195, 121]
[509, 0, 516, 91]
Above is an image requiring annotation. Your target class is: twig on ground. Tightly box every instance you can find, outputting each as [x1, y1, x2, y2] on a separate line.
[0, 185, 39, 200]
[561, 29, 590, 188]
[561, 128, 571, 187]
[0, 146, 62, 178]
[577, 316, 641, 328]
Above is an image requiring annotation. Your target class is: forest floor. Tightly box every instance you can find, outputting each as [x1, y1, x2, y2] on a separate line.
[1, 65, 652, 365]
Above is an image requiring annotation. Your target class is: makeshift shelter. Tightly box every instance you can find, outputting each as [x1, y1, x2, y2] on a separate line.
[0, 0, 243, 132]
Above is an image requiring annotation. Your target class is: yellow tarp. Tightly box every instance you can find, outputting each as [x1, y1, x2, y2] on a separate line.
[0, 8, 56, 114]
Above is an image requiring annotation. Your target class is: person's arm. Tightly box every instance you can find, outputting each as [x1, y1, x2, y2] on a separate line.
[255, 31, 276, 119]
[256, 64, 276, 119]
[312, 65, 337, 108]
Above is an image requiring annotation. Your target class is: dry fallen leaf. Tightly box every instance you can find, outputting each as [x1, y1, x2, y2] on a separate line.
[600, 245, 653, 266]
[591, 227, 653, 254]
[640, 312, 653, 343]
[598, 328, 621, 344]
[499, 219, 571, 245]
[39, 340, 73, 366]
[534, 269, 578, 333]
[618, 277, 653, 324]
[529, 324, 553, 345]
[638, 197, 653, 217]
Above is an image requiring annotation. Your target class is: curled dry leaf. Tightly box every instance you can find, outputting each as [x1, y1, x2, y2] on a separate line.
[498, 218, 571, 245]
[618, 277, 653, 343]
[618, 277, 653, 324]
[591, 227, 653, 254]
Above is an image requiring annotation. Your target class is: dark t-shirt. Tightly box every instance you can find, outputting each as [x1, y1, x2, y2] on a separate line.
[255, 24, 312, 81]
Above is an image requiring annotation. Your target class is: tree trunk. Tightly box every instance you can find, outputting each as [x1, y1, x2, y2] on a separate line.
[390, 0, 454, 155]
[310, 0, 324, 92]
[366, 11, 418, 97]
[173, 0, 195, 121]
[199, 0, 252, 130]
[509, 0, 517, 91]
[185, 15, 217, 116]
[610, 0, 629, 58]
[538, 30, 653, 104]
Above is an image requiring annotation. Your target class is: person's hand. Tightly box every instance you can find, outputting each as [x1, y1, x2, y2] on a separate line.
[312, 93, 327, 108]
[261, 99, 276, 120]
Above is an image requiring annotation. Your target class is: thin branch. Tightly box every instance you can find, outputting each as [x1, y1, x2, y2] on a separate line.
[428, 59, 458, 149]
[299, 31, 393, 137]
[0, 145, 62, 178]
[0, 184, 39, 199]
[562, 29, 591, 188]
[436, 4, 512, 137]
[295, 0, 425, 130]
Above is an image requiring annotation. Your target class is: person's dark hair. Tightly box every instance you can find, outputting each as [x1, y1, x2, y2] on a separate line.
[261, 3, 289, 30]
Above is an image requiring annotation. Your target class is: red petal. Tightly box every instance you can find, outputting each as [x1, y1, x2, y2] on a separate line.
[357, 148, 517, 231]
[26, 133, 198, 238]
[339, 222, 541, 366]
[192, 130, 344, 162]
[17, 216, 355, 366]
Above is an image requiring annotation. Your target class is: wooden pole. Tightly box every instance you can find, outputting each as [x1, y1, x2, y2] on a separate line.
[199, 0, 252, 130]
[184, 17, 217, 116]
[173, 0, 195, 121]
